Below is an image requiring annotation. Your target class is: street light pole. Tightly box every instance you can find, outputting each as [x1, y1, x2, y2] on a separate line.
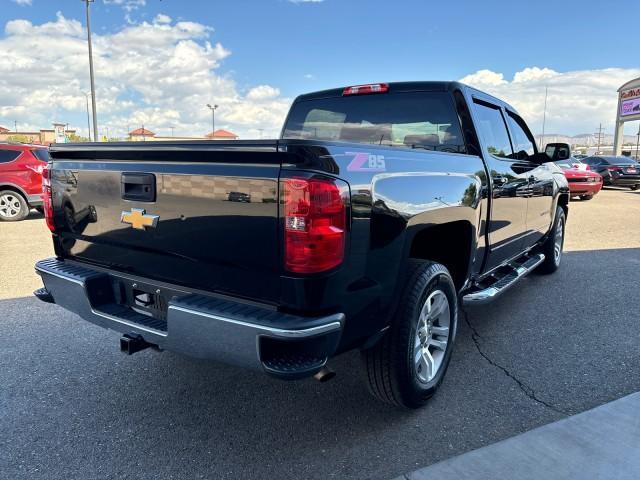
[84, 92, 92, 141]
[82, 0, 99, 142]
[636, 124, 640, 161]
[206, 104, 218, 138]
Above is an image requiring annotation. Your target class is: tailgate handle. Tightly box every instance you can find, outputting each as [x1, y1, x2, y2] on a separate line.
[121, 172, 156, 202]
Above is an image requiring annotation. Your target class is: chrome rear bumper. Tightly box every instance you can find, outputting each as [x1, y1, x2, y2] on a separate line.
[35, 258, 343, 378]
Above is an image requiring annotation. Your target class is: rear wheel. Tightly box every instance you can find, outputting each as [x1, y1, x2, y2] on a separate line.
[579, 195, 593, 201]
[630, 185, 639, 191]
[361, 260, 458, 408]
[536, 205, 566, 274]
[0, 190, 29, 221]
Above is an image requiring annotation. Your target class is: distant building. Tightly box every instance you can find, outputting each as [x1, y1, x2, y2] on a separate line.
[205, 129, 239, 140]
[128, 127, 156, 141]
[127, 127, 212, 142]
[0, 124, 76, 145]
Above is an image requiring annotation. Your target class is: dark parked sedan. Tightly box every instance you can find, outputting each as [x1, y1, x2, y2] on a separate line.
[582, 156, 640, 190]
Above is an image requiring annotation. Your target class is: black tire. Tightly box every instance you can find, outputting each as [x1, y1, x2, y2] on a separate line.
[630, 185, 639, 191]
[0, 190, 29, 221]
[579, 195, 593, 201]
[536, 205, 566, 274]
[35, 206, 45, 214]
[361, 260, 458, 408]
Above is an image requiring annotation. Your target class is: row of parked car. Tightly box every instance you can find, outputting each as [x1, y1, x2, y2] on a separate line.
[545, 143, 640, 201]
[1, 141, 639, 222]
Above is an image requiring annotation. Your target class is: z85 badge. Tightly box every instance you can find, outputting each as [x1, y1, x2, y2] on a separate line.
[346, 152, 386, 172]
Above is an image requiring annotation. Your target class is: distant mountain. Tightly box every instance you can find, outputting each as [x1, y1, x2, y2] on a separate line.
[534, 133, 638, 146]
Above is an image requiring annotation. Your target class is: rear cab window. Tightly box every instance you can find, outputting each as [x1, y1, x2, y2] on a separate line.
[283, 91, 467, 154]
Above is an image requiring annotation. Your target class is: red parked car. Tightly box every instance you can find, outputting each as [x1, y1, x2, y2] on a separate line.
[555, 159, 603, 201]
[0, 143, 50, 221]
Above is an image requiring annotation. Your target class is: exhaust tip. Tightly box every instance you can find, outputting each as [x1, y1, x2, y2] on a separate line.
[313, 366, 336, 383]
[34, 287, 55, 304]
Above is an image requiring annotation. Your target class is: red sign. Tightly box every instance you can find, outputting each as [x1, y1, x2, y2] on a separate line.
[621, 88, 640, 100]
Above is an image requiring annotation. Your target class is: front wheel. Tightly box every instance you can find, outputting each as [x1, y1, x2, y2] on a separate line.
[579, 195, 593, 201]
[0, 190, 29, 221]
[536, 205, 566, 274]
[630, 185, 639, 191]
[361, 260, 458, 408]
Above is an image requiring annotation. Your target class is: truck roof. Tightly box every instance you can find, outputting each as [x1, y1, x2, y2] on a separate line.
[294, 81, 518, 113]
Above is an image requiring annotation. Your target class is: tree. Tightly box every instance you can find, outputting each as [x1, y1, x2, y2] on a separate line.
[6, 134, 32, 143]
[67, 134, 90, 143]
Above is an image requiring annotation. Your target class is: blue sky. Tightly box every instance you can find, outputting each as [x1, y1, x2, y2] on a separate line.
[1, 0, 639, 138]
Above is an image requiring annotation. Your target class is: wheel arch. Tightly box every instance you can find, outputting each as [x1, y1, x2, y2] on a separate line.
[0, 183, 29, 202]
[557, 192, 569, 217]
[405, 220, 476, 292]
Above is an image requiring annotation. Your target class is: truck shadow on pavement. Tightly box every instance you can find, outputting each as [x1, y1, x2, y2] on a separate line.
[2, 248, 639, 480]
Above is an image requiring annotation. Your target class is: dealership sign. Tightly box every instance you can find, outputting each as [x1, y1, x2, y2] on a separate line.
[621, 98, 640, 117]
[620, 88, 640, 117]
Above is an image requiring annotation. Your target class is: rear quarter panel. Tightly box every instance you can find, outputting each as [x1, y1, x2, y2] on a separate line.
[280, 141, 487, 349]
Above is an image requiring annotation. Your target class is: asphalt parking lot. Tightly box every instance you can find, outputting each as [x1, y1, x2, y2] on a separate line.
[1, 188, 639, 480]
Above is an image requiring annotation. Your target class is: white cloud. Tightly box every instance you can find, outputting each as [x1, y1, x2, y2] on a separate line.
[12, 0, 32, 6]
[103, 0, 146, 13]
[246, 85, 281, 101]
[460, 67, 640, 134]
[0, 13, 292, 139]
[154, 14, 172, 25]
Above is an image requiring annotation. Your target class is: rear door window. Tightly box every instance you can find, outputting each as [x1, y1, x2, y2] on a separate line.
[283, 91, 467, 154]
[32, 149, 51, 162]
[0, 149, 21, 163]
[472, 101, 513, 159]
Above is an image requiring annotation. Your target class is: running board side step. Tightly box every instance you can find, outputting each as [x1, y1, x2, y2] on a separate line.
[462, 253, 545, 306]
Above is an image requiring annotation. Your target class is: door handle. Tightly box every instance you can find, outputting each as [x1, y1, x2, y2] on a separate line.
[121, 172, 156, 202]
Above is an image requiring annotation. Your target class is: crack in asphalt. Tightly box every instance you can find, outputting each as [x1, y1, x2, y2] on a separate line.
[461, 308, 569, 416]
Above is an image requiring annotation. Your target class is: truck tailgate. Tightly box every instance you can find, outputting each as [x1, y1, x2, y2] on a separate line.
[48, 142, 282, 303]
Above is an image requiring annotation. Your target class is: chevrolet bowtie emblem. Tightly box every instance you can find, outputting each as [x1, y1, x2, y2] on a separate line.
[120, 208, 159, 230]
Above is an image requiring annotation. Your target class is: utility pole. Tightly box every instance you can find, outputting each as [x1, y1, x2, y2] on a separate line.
[636, 124, 640, 160]
[14, 120, 17, 133]
[540, 86, 548, 149]
[595, 124, 605, 155]
[206, 104, 218, 138]
[82, 0, 99, 142]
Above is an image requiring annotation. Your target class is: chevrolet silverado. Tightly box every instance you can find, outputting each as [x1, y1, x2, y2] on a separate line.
[34, 81, 569, 408]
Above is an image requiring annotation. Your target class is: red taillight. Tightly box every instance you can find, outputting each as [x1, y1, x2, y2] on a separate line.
[42, 165, 55, 232]
[607, 166, 621, 172]
[342, 83, 389, 96]
[282, 177, 346, 274]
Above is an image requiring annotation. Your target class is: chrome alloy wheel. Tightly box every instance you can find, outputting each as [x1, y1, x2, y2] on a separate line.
[0, 193, 22, 218]
[414, 290, 451, 383]
[554, 215, 564, 265]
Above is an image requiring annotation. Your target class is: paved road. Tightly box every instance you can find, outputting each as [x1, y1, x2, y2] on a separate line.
[1, 189, 639, 479]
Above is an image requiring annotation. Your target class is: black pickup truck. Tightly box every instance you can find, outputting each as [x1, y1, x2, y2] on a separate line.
[35, 82, 569, 408]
